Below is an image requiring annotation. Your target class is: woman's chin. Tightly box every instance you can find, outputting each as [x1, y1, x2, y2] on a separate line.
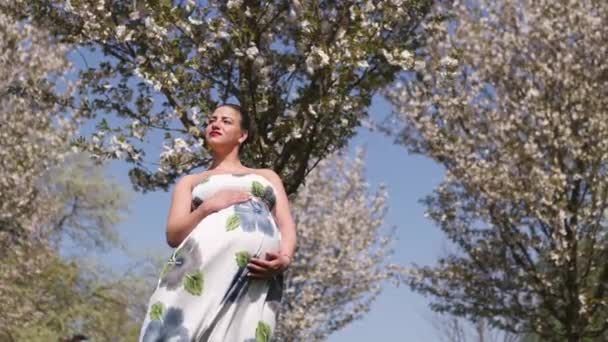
[207, 140, 237, 152]
[206, 136, 224, 145]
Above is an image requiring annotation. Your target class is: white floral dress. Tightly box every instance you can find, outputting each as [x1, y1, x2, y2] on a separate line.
[139, 173, 283, 342]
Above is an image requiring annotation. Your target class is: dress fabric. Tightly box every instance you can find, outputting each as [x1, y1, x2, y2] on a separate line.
[139, 173, 283, 342]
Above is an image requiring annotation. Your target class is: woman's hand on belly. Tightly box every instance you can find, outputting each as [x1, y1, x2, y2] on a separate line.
[205, 190, 252, 213]
[247, 251, 291, 279]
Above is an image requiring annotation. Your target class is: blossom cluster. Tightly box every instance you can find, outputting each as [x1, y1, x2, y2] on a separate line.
[2, 0, 431, 193]
[275, 150, 397, 341]
[388, 0, 608, 338]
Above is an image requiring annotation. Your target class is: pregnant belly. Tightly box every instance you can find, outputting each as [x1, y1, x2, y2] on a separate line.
[191, 205, 281, 259]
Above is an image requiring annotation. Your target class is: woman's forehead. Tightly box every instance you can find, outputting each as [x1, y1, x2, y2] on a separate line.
[210, 106, 240, 119]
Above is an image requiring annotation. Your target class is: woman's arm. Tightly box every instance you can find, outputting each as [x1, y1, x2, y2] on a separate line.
[165, 175, 211, 248]
[165, 174, 252, 248]
[264, 169, 297, 259]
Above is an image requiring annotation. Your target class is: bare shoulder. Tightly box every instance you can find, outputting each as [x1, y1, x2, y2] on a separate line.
[188, 171, 212, 185]
[174, 174, 194, 189]
[177, 171, 211, 192]
[252, 168, 284, 188]
[256, 168, 282, 182]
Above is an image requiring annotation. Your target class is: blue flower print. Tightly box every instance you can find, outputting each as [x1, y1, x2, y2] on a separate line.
[261, 186, 276, 211]
[142, 303, 189, 342]
[159, 239, 203, 292]
[251, 181, 276, 211]
[266, 274, 284, 313]
[233, 199, 274, 236]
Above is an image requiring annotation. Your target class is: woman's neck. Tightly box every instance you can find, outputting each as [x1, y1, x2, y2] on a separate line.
[209, 150, 245, 172]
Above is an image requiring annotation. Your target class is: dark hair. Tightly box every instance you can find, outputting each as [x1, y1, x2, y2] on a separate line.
[216, 103, 256, 154]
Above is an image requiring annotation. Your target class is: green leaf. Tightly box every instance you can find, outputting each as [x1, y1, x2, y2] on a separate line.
[255, 321, 272, 342]
[183, 271, 204, 296]
[235, 251, 251, 268]
[150, 302, 165, 321]
[226, 213, 241, 231]
[251, 181, 265, 197]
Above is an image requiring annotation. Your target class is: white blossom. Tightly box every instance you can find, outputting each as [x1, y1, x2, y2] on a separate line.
[245, 46, 259, 59]
[276, 150, 395, 341]
[5, 0, 427, 198]
[388, 0, 608, 338]
[227, 0, 242, 10]
[305, 46, 330, 74]
[0, 12, 75, 235]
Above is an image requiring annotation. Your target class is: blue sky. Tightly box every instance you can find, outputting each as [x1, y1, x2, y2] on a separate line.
[322, 97, 446, 342]
[94, 94, 447, 341]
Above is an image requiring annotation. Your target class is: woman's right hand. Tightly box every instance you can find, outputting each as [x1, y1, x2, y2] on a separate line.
[166, 177, 253, 248]
[203, 190, 252, 213]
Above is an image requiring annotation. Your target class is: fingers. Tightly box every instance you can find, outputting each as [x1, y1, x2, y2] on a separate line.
[247, 253, 289, 278]
[247, 262, 267, 273]
[248, 258, 281, 275]
[265, 251, 280, 260]
[249, 257, 272, 268]
[216, 189, 256, 207]
[233, 191, 252, 203]
[247, 263, 273, 279]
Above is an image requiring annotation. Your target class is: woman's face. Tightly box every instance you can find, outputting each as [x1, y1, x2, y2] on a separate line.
[204, 106, 247, 152]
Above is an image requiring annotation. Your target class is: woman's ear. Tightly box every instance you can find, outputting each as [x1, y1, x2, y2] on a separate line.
[239, 130, 249, 144]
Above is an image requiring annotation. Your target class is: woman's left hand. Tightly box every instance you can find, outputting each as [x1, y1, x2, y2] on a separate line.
[247, 251, 291, 279]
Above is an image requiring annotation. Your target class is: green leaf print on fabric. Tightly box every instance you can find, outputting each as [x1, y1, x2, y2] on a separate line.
[251, 180, 265, 198]
[250, 180, 277, 210]
[183, 271, 204, 296]
[255, 321, 272, 342]
[142, 306, 190, 341]
[226, 213, 241, 231]
[235, 251, 251, 268]
[150, 302, 165, 321]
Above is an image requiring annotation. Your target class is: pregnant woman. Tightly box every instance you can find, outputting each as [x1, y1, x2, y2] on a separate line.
[139, 104, 296, 342]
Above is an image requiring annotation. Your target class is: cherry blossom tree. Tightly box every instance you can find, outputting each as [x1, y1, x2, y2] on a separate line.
[0, 9, 130, 251]
[0, 10, 77, 243]
[387, 1, 608, 341]
[275, 149, 397, 341]
[0, 12, 149, 340]
[2, 0, 433, 194]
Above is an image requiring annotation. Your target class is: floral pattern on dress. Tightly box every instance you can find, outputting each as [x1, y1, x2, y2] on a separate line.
[261, 186, 277, 210]
[255, 321, 272, 342]
[142, 302, 189, 342]
[141, 174, 282, 341]
[159, 239, 203, 294]
[251, 180, 276, 210]
[191, 195, 203, 211]
[267, 274, 284, 313]
[232, 199, 274, 236]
